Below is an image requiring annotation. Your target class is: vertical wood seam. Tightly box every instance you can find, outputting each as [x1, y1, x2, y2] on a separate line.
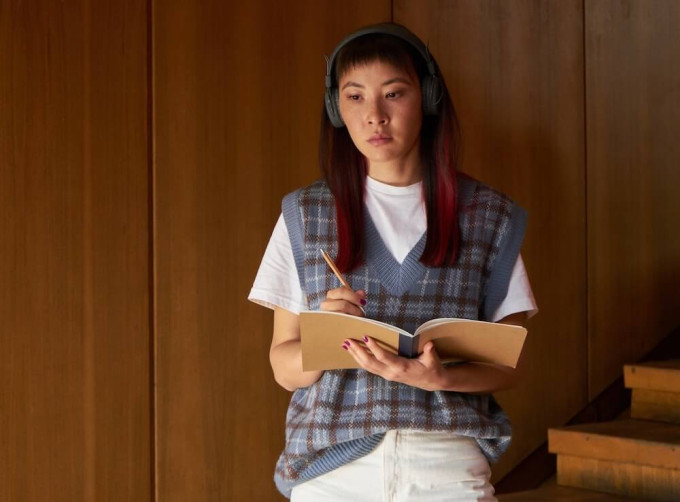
[582, 0, 591, 404]
[147, 0, 157, 500]
[82, 1, 96, 500]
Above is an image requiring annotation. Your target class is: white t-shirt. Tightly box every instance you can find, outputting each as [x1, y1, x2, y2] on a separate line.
[249, 176, 538, 322]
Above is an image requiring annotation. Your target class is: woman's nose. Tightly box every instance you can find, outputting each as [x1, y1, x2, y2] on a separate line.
[366, 102, 388, 125]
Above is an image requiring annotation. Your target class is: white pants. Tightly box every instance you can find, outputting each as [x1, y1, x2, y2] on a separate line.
[290, 430, 497, 502]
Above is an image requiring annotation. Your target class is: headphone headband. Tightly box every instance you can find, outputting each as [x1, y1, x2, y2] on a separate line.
[324, 23, 436, 90]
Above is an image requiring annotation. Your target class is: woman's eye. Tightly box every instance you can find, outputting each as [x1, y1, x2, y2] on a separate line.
[386, 91, 399, 98]
[347, 94, 361, 101]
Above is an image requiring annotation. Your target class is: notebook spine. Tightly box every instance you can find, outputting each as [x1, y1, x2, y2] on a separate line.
[398, 333, 418, 358]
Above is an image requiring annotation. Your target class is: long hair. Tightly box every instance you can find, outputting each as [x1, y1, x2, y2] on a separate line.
[320, 31, 462, 272]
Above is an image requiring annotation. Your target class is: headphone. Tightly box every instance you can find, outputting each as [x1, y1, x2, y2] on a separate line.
[324, 23, 443, 128]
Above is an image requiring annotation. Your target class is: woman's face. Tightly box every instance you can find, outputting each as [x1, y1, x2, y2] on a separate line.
[338, 59, 423, 175]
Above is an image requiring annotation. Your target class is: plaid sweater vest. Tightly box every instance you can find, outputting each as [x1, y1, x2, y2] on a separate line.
[276, 175, 527, 498]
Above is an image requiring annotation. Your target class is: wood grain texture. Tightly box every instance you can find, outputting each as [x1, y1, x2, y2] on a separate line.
[549, 419, 680, 468]
[499, 477, 648, 501]
[395, 0, 588, 480]
[631, 388, 680, 423]
[586, 0, 680, 399]
[557, 456, 680, 502]
[0, 1, 151, 501]
[153, 1, 390, 500]
[624, 360, 680, 392]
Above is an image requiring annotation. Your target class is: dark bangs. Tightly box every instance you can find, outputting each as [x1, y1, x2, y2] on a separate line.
[333, 34, 427, 86]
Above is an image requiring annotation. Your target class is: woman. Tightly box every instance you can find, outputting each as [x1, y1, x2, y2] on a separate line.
[249, 23, 537, 501]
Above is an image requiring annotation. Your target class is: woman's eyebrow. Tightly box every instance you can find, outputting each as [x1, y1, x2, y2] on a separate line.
[381, 77, 412, 86]
[341, 81, 364, 91]
[340, 77, 412, 91]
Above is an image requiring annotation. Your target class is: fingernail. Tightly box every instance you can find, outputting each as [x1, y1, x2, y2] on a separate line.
[362, 336, 369, 343]
[360, 299, 367, 306]
[342, 344, 348, 351]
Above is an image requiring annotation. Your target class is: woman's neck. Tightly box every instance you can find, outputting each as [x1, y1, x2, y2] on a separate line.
[366, 158, 423, 187]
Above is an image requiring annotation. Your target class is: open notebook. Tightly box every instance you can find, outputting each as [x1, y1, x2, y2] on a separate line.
[300, 311, 527, 371]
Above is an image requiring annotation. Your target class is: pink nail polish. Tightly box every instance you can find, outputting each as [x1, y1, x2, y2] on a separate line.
[342, 344, 349, 351]
[362, 336, 369, 343]
[360, 299, 367, 306]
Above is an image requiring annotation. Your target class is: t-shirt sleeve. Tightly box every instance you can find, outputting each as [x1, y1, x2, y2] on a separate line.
[248, 213, 307, 314]
[489, 253, 538, 322]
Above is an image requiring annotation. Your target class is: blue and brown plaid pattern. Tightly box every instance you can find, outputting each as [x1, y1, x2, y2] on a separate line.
[275, 177, 526, 497]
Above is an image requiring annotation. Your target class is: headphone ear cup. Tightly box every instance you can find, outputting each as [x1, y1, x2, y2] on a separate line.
[421, 75, 443, 116]
[325, 87, 345, 128]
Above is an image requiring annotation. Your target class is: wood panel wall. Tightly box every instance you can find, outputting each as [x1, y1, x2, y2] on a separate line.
[586, 0, 680, 399]
[396, 0, 587, 480]
[153, 1, 390, 500]
[0, 1, 151, 501]
[3, 0, 680, 500]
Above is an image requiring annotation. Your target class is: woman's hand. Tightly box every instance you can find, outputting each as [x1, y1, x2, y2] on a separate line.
[343, 335, 520, 393]
[343, 337, 445, 391]
[320, 287, 366, 317]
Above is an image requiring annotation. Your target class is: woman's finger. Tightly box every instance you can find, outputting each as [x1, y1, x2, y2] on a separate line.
[319, 298, 364, 316]
[323, 287, 366, 316]
[343, 338, 386, 373]
[326, 286, 365, 304]
[361, 336, 400, 365]
[417, 341, 442, 368]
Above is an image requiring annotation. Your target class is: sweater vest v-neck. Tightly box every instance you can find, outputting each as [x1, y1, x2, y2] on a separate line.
[275, 175, 527, 498]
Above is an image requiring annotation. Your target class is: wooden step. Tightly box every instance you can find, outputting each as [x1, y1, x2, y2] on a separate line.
[625, 360, 680, 422]
[548, 419, 680, 501]
[498, 478, 653, 501]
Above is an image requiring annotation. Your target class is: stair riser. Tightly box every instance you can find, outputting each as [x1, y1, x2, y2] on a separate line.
[632, 388, 680, 423]
[557, 455, 680, 502]
[624, 362, 680, 393]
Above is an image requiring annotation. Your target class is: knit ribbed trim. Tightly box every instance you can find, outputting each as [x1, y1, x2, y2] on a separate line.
[482, 203, 527, 321]
[282, 189, 306, 291]
[362, 173, 481, 296]
[275, 434, 385, 498]
[365, 213, 427, 295]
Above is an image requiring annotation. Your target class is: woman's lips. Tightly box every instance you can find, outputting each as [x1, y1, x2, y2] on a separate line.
[368, 135, 392, 146]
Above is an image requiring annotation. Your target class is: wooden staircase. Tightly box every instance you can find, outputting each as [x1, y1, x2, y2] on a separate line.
[498, 359, 680, 501]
